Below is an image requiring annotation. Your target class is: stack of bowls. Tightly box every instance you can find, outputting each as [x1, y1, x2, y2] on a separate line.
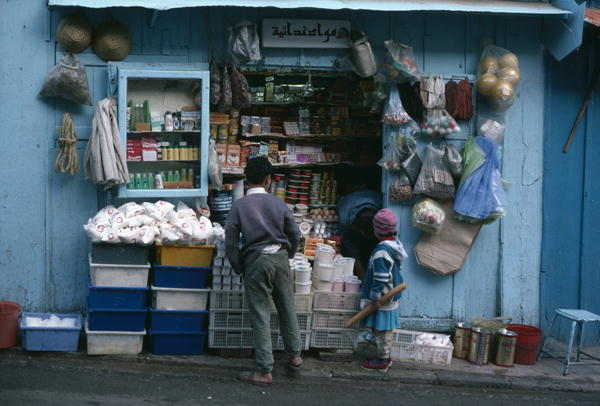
[292, 254, 312, 294]
[286, 170, 311, 205]
[309, 172, 322, 206]
[313, 244, 336, 291]
[273, 173, 287, 201]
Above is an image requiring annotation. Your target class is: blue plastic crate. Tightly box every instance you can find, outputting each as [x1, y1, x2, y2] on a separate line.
[149, 308, 209, 332]
[148, 330, 208, 355]
[152, 264, 210, 289]
[88, 284, 148, 309]
[87, 302, 147, 332]
[20, 313, 82, 351]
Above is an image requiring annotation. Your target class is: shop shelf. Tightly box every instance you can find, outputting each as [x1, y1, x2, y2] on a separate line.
[311, 311, 356, 329]
[310, 328, 356, 349]
[313, 291, 360, 312]
[152, 264, 211, 289]
[208, 328, 310, 350]
[86, 304, 147, 332]
[390, 329, 453, 367]
[156, 244, 215, 267]
[88, 284, 148, 309]
[85, 323, 145, 355]
[19, 313, 82, 352]
[209, 310, 311, 331]
[149, 308, 209, 332]
[151, 286, 210, 311]
[89, 256, 150, 288]
[90, 243, 150, 265]
[148, 330, 208, 355]
[209, 290, 313, 313]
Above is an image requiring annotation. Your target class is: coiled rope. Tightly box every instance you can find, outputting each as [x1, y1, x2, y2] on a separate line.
[54, 113, 79, 175]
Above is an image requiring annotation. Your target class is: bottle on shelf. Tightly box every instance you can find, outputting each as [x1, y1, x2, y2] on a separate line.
[155, 172, 164, 189]
[148, 173, 155, 189]
[173, 145, 180, 161]
[173, 170, 180, 183]
[165, 111, 174, 132]
[134, 173, 142, 189]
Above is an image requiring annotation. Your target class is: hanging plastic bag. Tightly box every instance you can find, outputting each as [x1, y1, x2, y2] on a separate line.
[39, 54, 92, 105]
[419, 75, 461, 137]
[412, 198, 446, 234]
[230, 65, 252, 109]
[476, 112, 506, 144]
[476, 44, 520, 112]
[380, 40, 420, 83]
[382, 85, 411, 125]
[389, 172, 414, 201]
[443, 143, 463, 178]
[228, 21, 261, 64]
[210, 56, 221, 105]
[413, 143, 455, 199]
[208, 139, 223, 188]
[218, 66, 232, 113]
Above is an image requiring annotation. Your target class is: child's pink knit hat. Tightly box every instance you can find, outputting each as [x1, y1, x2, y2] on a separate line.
[373, 208, 397, 236]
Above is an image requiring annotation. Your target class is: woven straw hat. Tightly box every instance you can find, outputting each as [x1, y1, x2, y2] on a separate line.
[56, 14, 92, 53]
[92, 18, 131, 62]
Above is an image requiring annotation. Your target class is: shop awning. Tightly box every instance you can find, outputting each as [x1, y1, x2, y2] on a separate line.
[48, 0, 571, 15]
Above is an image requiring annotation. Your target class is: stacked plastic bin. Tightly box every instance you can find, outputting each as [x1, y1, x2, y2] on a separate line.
[86, 243, 150, 355]
[310, 289, 360, 350]
[148, 244, 213, 355]
[208, 242, 313, 350]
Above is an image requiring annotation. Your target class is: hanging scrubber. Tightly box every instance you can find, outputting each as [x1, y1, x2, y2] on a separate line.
[54, 113, 80, 175]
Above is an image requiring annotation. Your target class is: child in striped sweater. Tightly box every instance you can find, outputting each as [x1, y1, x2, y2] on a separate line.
[360, 209, 407, 372]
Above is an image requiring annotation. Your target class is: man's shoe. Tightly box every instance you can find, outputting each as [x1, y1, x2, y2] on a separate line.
[237, 371, 272, 386]
[288, 355, 302, 368]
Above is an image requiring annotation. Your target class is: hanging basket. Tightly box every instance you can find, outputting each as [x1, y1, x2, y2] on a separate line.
[92, 18, 132, 62]
[56, 14, 93, 54]
[349, 36, 377, 78]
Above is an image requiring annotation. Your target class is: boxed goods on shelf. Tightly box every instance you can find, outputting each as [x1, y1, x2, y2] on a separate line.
[20, 313, 82, 352]
[90, 243, 150, 265]
[209, 311, 311, 331]
[208, 328, 311, 350]
[156, 244, 215, 267]
[149, 308, 209, 332]
[149, 330, 208, 355]
[151, 286, 210, 311]
[86, 305, 147, 332]
[89, 256, 150, 288]
[87, 284, 148, 309]
[85, 324, 146, 355]
[152, 264, 211, 289]
[390, 329, 453, 366]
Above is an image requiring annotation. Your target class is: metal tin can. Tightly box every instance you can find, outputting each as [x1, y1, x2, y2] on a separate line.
[453, 322, 472, 359]
[494, 329, 518, 367]
[468, 327, 492, 365]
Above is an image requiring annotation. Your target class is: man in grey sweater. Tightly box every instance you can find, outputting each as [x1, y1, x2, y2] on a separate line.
[225, 157, 302, 386]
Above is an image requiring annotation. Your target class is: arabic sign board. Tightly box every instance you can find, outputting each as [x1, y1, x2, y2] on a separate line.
[262, 19, 350, 48]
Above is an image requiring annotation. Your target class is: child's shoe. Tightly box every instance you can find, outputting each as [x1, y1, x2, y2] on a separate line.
[360, 357, 392, 372]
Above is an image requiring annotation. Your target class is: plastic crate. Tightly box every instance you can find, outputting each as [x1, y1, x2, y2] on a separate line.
[89, 256, 150, 288]
[153, 264, 211, 289]
[88, 284, 148, 309]
[209, 311, 311, 331]
[390, 329, 453, 366]
[19, 313, 82, 351]
[313, 291, 360, 312]
[312, 311, 356, 329]
[310, 328, 356, 349]
[156, 244, 215, 267]
[209, 290, 313, 313]
[149, 308, 209, 332]
[151, 286, 210, 311]
[208, 328, 310, 350]
[86, 303, 147, 332]
[149, 330, 208, 355]
[85, 324, 145, 355]
[90, 243, 149, 265]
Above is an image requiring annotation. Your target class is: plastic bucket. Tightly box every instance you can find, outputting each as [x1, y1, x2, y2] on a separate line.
[332, 261, 345, 279]
[344, 280, 361, 293]
[508, 323, 542, 365]
[295, 270, 312, 284]
[295, 282, 312, 294]
[341, 257, 355, 276]
[316, 280, 333, 291]
[316, 263, 334, 281]
[0, 301, 21, 348]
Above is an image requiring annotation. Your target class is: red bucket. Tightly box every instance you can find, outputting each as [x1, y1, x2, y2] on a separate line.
[508, 323, 542, 365]
[0, 301, 21, 349]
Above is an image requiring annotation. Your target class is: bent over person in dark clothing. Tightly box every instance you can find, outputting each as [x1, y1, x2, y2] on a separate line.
[225, 157, 302, 386]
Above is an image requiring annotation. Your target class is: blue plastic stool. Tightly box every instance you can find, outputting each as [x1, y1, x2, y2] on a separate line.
[538, 309, 600, 375]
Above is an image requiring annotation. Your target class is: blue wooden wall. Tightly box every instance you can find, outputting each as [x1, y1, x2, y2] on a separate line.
[0, 2, 545, 328]
[542, 28, 600, 342]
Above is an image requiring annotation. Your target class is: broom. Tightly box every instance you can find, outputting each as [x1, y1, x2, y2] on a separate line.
[344, 282, 408, 328]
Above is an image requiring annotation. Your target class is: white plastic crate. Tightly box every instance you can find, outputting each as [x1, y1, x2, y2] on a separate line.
[209, 290, 313, 313]
[151, 286, 210, 311]
[390, 329, 453, 366]
[85, 325, 145, 355]
[209, 311, 311, 331]
[312, 311, 356, 329]
[310, 328, 356, 349]
[89, 255, 150, 287]
[208, 328, 311, 350]
[313, 291, 360, 312]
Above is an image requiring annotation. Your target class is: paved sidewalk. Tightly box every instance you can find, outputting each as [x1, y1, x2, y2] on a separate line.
[1, 344, 599, 393]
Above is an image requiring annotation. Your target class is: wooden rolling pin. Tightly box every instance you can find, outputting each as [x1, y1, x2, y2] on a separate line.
[344, 282, 408, 328]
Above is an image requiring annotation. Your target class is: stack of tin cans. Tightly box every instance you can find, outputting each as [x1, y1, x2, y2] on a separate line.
[286, 170, 311, 205]
[210, 184, 234, 225]
[453, 322, 518, 367]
